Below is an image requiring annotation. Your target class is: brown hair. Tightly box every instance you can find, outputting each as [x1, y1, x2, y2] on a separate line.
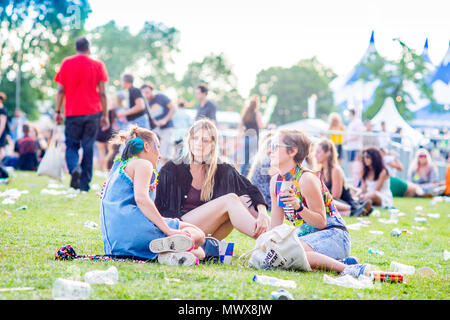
[110, 124, 157, 160]
[0, 92, 6, 102]
[279, 129, 312, 165]
[317, 138, 338, 183]
[241, 95, 260, 123]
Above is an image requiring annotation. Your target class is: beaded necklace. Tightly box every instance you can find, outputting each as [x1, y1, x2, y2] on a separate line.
[99, 156, 159, 199]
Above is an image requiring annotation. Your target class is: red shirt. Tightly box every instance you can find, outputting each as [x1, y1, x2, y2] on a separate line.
[54, 54, 108, 116]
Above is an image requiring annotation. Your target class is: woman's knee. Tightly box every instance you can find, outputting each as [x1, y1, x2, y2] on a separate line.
[180, 222, 205, 248]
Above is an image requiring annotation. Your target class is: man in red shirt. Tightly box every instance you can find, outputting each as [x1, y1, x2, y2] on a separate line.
[54, 37, 109, 192]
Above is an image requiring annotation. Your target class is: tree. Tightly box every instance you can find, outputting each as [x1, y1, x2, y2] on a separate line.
[179, 53, 244, 111]
[250, 57, 336, 124]
[89, 20, 180, 87]
[0, 0, 91, 117]
[358, 38, 435, 120]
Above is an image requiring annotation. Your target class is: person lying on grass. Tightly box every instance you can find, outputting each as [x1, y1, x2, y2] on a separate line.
[99, 125, 205, 266]
[155, 119, 271, 241]
[268, 128, 370, 278]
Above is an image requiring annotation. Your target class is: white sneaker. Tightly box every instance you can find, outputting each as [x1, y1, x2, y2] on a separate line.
[158, 252, 199, 267]
[149, 234, 194, 253]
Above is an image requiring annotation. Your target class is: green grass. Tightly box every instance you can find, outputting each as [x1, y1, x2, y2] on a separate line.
[0, 171, 449, 300]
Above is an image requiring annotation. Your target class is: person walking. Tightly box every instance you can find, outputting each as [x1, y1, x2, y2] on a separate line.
[194, 84, 217, 123]
[54, 37, 109, 192]
[117, 74, 150, 130]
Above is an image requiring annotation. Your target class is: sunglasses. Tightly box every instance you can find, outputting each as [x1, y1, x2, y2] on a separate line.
[418, 154, 427, 159]
[270, 142, 293, 152]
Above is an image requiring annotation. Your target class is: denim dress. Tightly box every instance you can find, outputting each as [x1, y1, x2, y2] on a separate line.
[100, 159, 180, 260]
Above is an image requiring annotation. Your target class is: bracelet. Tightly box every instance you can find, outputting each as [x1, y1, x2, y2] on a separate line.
[55, 110, 61, 114]
[296, 201, 304, 213]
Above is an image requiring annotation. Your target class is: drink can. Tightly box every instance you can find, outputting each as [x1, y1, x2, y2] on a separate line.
[370, 271, 404, 283]
[276, 181, 293, 208]
[390, 228, 402, 237]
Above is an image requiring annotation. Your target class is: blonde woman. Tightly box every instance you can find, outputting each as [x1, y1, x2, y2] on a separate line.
[328, 112, 345, 164]
[155, 119, 270, 241]
[408, 148, 441, 195]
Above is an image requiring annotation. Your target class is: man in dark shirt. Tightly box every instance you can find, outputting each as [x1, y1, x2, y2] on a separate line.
[195, 84, 217, 123]
[14, 123, 40, 171]
[117, 74, 150, 130]
[141, 83, 177, 163]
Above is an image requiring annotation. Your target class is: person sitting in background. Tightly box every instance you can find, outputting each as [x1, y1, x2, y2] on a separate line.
[358, 147, 393, 208]
[247, 130, 276, 211]
[0, 92, 10, 161]
[9, 109, 27, 141]
[408, 148, 444, 196]
[380, 148, 424, 197]
[314, 138, 372, 216]
[172, 100, 193, 159]
[328, 112, 345, 164]
[14, 123, 40, 171]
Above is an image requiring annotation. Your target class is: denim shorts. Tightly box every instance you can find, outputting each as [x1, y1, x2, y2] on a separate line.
[298, 226, 351, 260]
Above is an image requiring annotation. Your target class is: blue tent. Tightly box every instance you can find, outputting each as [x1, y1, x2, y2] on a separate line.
[330, 31, 381, 114]
[411, 41, 450, 128]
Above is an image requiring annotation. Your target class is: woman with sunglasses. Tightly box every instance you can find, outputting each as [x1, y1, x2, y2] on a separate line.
[100, 125, 206, 266]
[359, 147, 393, 208]
[268, 129, 370, 278]
[408, 148, 442, 195]
[155, 119, 270, 241]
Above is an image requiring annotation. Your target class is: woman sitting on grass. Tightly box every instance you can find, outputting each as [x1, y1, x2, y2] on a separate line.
[155, 119, 270, 241]
[314, 138, 372, 217]
[358, 147, 393, 209]
[100, 125, 205, 266]
[408, 148, 444, 196]
[269, 129, 370, 278]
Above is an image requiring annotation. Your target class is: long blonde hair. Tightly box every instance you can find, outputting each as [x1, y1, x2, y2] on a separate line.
[247, 130, 274, 181]
[408, 148, 438, 178]
[185, 119, 220, 202]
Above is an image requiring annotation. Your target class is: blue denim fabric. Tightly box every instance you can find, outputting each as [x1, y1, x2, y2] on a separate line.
[127, 113, 150, 130]
[64, 112, 101, 191]
[297, 215, 351, 260]
[100, 159, 180, 260]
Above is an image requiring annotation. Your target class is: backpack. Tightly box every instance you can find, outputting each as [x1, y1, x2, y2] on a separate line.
[239, 224, 311, 271]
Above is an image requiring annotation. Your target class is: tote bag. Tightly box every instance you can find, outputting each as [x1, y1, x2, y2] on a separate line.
[37, 128, 64, 181]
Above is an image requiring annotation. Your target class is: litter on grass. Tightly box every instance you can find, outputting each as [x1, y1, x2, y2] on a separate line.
[369, 230, 384, 235]
[323, 274, 374, 289]
[84, 221, 99, 230]
[427, 213, 440, 218]
[0, 287, 34, 292]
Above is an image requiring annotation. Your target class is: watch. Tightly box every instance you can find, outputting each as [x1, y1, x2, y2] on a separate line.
[296, 201, 304, 214]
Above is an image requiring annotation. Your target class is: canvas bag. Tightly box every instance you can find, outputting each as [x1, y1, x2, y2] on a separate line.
[239, 224, 311, 271]
[37, 128, 64, 181]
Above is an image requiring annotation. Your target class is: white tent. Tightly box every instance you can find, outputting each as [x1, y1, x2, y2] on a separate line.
[278, 118, 328, 134]
[371, 97, 425, 146]
[330, 31, 381, 114]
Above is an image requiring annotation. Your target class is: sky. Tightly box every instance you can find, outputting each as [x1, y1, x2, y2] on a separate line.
[85, 0, 450, 97]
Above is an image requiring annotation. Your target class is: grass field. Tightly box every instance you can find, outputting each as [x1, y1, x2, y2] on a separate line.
[0, 171, 449, 300]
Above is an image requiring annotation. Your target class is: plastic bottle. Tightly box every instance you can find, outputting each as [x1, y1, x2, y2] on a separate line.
[390, 261, 415, 275]
[84, 266, 118, 285]
[52, 278, 91, 300]
[390, 228, 402, 237]
[368, 248, 384, 255]
[253, 275, 297, 289]
[271, 289, 294, 300]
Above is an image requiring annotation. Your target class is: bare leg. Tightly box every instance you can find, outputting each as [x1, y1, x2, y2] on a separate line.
[181, 193, 258, 239]
[96, 142, 107, 172]
[333, 199, 351, 217]
[211, 220, 234, 240]
[179, 221, 206, 260]
[300, 241, 347, 273]
[360, 192, 382, 207]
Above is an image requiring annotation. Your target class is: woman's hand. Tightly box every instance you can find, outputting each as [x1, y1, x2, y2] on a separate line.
[254, 212, 270, 238]
[280, 187, 300, 211]
[165, 228, 191, 238]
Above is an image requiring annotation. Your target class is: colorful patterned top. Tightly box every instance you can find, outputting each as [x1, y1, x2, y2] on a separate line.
[276, 165, 339, 236]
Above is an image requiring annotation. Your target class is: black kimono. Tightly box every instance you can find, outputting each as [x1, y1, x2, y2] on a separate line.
[155, 158, 268, 219]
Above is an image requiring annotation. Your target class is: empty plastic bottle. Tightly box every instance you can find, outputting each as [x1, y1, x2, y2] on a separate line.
[84, 266, 118, 285]
[368, 248, 384, 255]
[271, 289, 294, 300]
[253, 275, 296, 289]
[52, 278, 91, 300]
[390, 261, 415, 275]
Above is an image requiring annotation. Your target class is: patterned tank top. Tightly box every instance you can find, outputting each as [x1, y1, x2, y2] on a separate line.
[276, 165, 338, 236]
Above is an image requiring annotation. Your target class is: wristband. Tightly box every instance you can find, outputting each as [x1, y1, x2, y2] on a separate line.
[55, 110, 61, 114]
[296, 201, 304, 213]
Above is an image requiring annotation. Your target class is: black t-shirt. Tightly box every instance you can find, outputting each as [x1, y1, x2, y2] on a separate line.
[195, 100, 217, 121]
[0, 108, 9, 142]
[127, 87, 146, 121]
